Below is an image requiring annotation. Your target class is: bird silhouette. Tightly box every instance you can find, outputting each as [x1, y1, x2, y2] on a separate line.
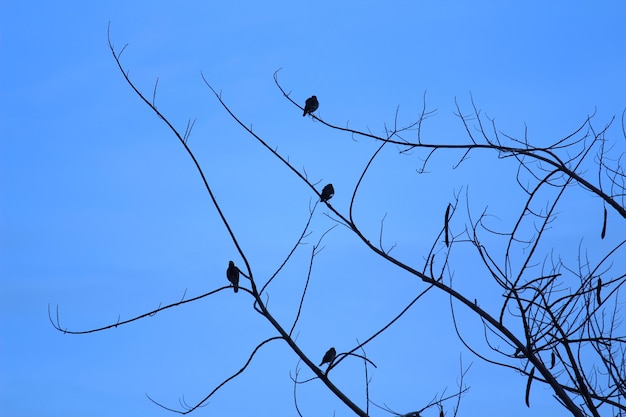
[303, 95, 319, 116]
[319, 347, 336, 366]
[226, 261, 240, 293]
[320, 183, 334, 202]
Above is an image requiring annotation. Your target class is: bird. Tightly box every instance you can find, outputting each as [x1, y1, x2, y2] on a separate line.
[320, 183, 334, 202]
[226, 261, 240, 293]
[319, 347, 336, 366]
[303, 95, 318, 117]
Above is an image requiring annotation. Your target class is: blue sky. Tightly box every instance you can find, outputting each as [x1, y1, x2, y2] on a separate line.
[1, 1, 625, 416]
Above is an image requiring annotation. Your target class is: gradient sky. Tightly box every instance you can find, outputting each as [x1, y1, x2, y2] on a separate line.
[1, 1, 625, 417]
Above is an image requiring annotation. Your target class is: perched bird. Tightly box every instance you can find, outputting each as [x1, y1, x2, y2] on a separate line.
[320, 183, 334, 202]
[303, 95, 319, 117]
[319, 347, 336, 366]
[226, 261, 240, 293]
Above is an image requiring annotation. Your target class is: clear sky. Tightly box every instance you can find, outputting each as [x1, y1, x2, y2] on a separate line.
[1, 1, 625, 417]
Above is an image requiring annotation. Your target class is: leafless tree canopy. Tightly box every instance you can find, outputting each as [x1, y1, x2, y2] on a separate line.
[50, 28, 626, 417]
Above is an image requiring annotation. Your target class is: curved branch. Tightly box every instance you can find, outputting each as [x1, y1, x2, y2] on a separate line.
[48, 287, 232, 334]
[146, 336, 283, 414]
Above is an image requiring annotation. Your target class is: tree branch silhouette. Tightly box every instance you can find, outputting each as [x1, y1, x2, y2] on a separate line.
[51, 27, 625, 417]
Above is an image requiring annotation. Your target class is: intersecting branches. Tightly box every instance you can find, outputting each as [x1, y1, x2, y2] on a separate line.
[267, 75, 625, 417]
[53, 27, 431, 417]
[47, 28, 372, 417]
[276, 68, 624, 220]
[452, 115, 626, 416]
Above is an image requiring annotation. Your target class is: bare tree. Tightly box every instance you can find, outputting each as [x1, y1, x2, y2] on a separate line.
[50, 29, 625, 417]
